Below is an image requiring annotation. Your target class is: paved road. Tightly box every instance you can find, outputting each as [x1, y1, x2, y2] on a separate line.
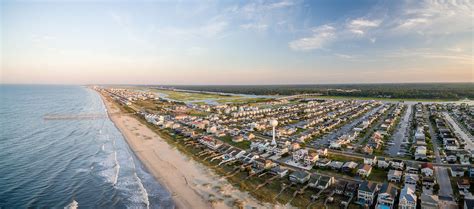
[324, 149, 471, 168]
[312, 105, 383, 146]
[389, 104, 412, 156]
[443, 112, 474, 151]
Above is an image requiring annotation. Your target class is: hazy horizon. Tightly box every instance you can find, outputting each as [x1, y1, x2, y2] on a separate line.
[1, 0, 473, 85]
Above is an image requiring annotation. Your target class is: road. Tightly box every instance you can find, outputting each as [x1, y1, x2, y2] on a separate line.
[323, 149, 471, 168]
[443, 112, 474, 151]
[435, 166, 458, 208]
[312, 105, 383, 146]
[388, 104, 412, 156]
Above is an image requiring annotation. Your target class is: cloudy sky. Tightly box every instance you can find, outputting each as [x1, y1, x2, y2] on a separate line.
[1, 0, 473, 84]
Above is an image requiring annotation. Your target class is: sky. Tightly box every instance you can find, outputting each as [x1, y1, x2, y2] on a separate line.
[1, 0, 473, 85]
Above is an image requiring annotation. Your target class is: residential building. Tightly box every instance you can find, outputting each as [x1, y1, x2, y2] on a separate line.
[289, 171, 310, 184]
[421, 163, 434, 177]
[399, 185, 417, 209]
[358, 164, 373, 177]
[357, 181, 380, 206]
[388, 170, 402, 183]
[376, 182, 398, 209]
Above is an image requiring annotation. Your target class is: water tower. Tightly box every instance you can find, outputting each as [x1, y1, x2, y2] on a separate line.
[270, 119, 278, 146]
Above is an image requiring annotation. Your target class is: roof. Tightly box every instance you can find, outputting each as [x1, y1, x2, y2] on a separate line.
[359, 164, 372, 171]
[359, 181, 379, 193]
[388, 170, 402, 179]
[290, 171, 309, 179]
[421, 162, 434, 169]
[379, 183, 398, 198]
[400, 185, 416, 203]
[464, 196, 474, 209]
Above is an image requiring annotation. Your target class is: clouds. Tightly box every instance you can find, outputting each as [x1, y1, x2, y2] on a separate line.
[240, 23, 268, 32]
[347, 18, 381, 35]
[289, 25, 335, 51]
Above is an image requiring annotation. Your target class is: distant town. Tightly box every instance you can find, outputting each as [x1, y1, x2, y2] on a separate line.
[95, 85, 474, 209]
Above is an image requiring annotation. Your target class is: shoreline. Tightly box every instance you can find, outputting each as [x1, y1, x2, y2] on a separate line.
[96, 90, 268, 209]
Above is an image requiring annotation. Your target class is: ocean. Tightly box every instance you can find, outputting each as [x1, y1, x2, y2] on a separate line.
[0, 85, 174, 208]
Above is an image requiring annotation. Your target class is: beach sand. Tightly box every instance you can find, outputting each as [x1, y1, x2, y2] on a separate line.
[98, 92, 273, 209]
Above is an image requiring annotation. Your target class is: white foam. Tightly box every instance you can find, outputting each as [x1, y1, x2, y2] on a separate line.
[113, 150, 120, 186]
[64, 200, 78, 209]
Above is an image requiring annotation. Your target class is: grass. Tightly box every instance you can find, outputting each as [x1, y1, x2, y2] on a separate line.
[152, 89, 272, 105]
[369, 168, 388, 183]
[218, 135, 251, 150]
[305, 95, 455, 102]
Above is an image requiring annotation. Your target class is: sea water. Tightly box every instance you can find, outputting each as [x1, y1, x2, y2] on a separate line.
[0, 85, 174, 208]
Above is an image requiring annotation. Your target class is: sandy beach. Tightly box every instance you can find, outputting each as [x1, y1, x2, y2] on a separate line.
[98, 92, 272, 209]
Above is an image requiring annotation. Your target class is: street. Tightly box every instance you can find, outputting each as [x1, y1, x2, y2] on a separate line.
[443, 112, 474, 152]
[388, 104, 412, 156]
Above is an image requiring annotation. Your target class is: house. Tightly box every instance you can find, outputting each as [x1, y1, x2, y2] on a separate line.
[358, 164, 373, 177]
[421, 163, 434, 177]
[457, 178, 471, 191]
[232, 135, 244, 142]
[415, 146, 427, 160]
[270, 166, 289, 178]
[357, 181, 380, 206]
[405, 173, 419, 185]
[317, 176, 335, 190]
[469, 166, 474, 178]
[253, 158, 274, 170]
[329, 161, 344, 170]
[464, 196, 474, 209]
[422, 176, 436, 189]
[308, 174, 322, 188]
[376, 183, 398, 209]
[335, 181, 348, 195]
[315, 158, 331, 167]
[450, 167, 465, 177]
[364, 156, 378, 165]
[345, 182, 358, 197]
[399, 184, 417, 209]
[289, 171, 310, 184]
[390, 160, 404, 170]
[420, 194, 439, 209]
[387, 170, 403, 183]
[377, 157, 390, 168]
[405, 162, 420, 174]
[342, 161, 358, 172]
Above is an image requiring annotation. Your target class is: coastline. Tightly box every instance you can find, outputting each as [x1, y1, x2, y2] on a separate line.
[97, 91, 268, 209]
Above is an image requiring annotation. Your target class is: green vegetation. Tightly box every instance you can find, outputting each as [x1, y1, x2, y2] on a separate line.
[152, 88, 272, 104]
[218, 135, 251, 150]
[158, 83, 474, 100]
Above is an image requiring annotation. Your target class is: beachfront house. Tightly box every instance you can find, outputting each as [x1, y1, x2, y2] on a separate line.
[270, 166, 289, 178]
[289, 171, 310, 184]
